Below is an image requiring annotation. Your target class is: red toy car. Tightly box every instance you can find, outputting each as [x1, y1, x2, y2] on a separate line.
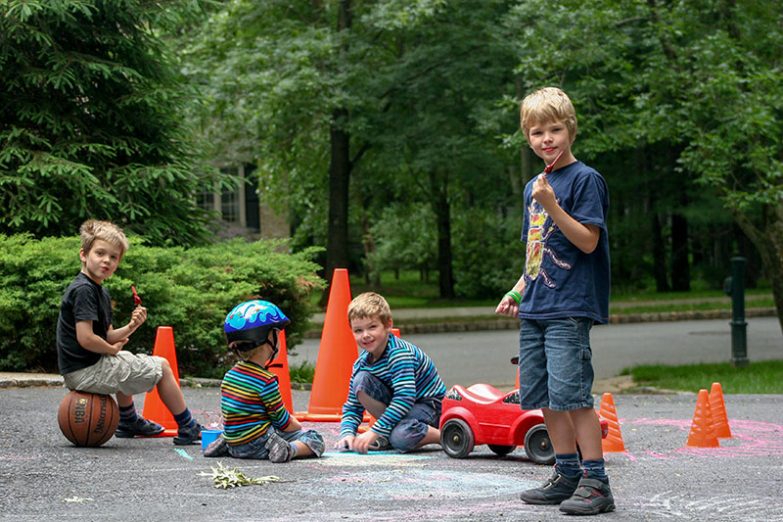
[439, 383, 609, 464]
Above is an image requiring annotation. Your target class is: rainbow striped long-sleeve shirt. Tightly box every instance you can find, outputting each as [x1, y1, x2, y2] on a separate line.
[339, 335, 446, 439]
[220, 360, 291, 446]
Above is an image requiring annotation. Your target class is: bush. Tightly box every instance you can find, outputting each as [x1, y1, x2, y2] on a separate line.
[0, 234, 323, 378]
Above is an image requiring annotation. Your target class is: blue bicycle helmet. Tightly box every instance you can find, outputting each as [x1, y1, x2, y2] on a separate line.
[224, 300, 290, 355]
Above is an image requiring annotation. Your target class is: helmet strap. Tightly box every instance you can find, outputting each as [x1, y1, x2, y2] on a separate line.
[264, 330, 280, 369]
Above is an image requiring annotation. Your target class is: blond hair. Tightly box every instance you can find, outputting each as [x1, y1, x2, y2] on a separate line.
[79, 219, 129, 257]
[520, 87, 578, 142]
[348, 292, 392, 327]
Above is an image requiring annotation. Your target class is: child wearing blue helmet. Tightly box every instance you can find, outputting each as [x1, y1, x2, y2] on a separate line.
[204, 300, 324, 462]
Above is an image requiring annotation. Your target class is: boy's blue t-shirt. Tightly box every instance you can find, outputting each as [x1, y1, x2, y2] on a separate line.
[520, 160, 610, 324]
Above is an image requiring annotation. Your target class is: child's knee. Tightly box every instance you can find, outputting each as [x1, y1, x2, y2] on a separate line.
[389, 422, 428, 452]
[352, 371, 375, 392]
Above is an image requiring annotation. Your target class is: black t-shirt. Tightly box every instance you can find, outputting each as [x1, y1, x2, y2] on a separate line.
[56, 272, 113, 375]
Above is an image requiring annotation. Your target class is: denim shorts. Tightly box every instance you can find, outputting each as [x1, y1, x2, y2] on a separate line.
[353, 371, 441, 452]
[228, 428, 325, 460]
[517, 317, 595, 411]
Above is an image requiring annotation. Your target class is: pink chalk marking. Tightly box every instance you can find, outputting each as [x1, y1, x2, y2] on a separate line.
[626, 418, 783, 460]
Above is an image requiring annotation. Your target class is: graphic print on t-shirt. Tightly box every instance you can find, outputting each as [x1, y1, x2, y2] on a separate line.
[525, 199, 572, 288]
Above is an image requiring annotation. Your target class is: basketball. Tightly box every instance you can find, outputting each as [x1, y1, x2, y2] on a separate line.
[57, 391, 119, 447]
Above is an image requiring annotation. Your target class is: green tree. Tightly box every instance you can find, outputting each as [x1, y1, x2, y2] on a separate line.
[0, 0, 217, 245]
[502, 0, 783, 333]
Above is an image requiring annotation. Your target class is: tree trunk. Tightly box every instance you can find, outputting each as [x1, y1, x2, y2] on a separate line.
[323, 0, 352, 299]
[325, 107, 351, 284]
[651, 211, 669, 292]
[430, 170, 454, 299]
[733, 207, 783, 339]
[670, 211, 690, 291]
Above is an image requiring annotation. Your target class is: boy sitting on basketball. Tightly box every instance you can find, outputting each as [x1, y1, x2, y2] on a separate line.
[56, 219, 202, 445]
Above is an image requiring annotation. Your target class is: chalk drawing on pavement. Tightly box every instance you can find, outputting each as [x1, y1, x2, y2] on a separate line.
[630, 491, 783, 521]
[317, 451, 434, 467]
[313, 469, 536, 501]
[624, 418, 783, 459]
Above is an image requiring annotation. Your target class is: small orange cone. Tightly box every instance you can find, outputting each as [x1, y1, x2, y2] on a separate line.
[598, 392, 626, 452]
[391, 328, 401, 337]
[141, 326, 180, 437]
[267, 330, 294, 413]
[686, 389, 719, 448]
[297, 268, 357, 422]
[709, 382, 732, 438]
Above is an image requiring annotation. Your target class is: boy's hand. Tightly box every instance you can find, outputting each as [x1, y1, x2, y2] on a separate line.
[109, 338, 129, 355]
[351, 430, 379, 454]
[532, 173, 557, 210]
[495, 296, 519, 318]
[128, 306, 147, 331]
[334, 435, 355, 451]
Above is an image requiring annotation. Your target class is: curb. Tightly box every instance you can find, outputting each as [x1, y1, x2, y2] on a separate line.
[304, 307, 778, 337]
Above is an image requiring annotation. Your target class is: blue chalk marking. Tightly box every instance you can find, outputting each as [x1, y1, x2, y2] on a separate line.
[174, 448, 194, 461]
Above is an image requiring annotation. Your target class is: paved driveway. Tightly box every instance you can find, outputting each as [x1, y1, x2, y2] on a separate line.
[1, 387, 782, 521]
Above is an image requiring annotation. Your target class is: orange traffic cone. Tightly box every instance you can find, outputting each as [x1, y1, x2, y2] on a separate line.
[267, 330, 294, 413]
[391, 328, 401, 337]
[598, 392, 626, 452]
[686, 389, 719, 448]
[709, 382, 732, 438]
[141, 326, 180, 437]
[297, 268, 357, 422]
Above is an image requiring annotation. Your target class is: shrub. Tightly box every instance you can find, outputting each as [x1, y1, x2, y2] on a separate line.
[0, 234, 323, 378]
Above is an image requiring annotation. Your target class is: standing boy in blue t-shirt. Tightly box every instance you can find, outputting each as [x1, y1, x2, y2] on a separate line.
[496, 87, 614, 516]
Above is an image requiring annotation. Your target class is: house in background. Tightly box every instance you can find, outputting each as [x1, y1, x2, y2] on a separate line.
[197, 164, 289, 240]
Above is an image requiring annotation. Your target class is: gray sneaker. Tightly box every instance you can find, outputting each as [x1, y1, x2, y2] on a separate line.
[265, 431, 293, 463]
[203, 435, 229, 458]
[519, 469, 580, 505]
[368, 436, 391, 451]
[559, 476, 616, 515]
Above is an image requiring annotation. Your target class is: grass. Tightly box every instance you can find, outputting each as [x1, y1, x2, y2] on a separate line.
[620, 360, 783, 394]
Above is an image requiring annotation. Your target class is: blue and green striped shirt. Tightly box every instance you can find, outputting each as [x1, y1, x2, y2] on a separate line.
[340, 335, 446, 438]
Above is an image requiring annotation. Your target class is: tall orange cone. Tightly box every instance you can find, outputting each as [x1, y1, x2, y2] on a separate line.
[598, 392, 626, 452]
[267, 330, 294, 413]
[298, 268, 357, 422]
[686, 389, 719, 448]
[709, 382, 732, 438]
[141, 326, 180, 437]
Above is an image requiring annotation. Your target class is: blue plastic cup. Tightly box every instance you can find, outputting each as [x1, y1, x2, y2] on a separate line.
[201, 429, 223, 452]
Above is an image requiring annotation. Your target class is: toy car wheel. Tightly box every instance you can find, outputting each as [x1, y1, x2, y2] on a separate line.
[488, 444, 516, 456]
[441, 419, 475, 458]
[524, 424, 554, 465]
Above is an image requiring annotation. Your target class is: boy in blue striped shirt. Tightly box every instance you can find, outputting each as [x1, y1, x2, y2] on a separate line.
[335, 292, 446, 453]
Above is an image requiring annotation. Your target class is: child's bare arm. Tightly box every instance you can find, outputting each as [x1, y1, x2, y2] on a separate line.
[532, 174, 600, 254]
[76, 320, 127, 355]
[496, 274, 526, 317]
[283, 416, 303, 432]
[106, 306, 147, 343]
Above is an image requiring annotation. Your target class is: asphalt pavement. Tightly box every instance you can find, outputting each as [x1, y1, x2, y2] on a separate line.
[1, 313, 781, 521]
[295, 317, 783, 388]
[1, 387, 782, 521]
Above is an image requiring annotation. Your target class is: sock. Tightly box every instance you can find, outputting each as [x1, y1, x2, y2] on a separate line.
[173, 408, 195, 429]
[290, 443, 298, 458]
[555, 453, 581, 478]
[119, 403, 138, 425]
[582, 458, 608, 482]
